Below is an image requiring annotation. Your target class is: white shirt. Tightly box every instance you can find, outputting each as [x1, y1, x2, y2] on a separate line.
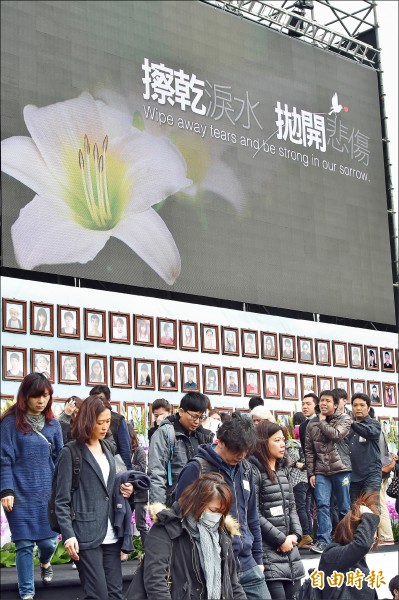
[93, 453, 118, 544]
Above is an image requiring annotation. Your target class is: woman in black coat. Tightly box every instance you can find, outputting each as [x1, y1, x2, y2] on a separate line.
[249, 420, 304, 600]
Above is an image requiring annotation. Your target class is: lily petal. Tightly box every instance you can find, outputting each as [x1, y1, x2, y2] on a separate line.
[113, 207, 181, 285]
[11, 194, 110, 270]
[201, 160, 246, 214]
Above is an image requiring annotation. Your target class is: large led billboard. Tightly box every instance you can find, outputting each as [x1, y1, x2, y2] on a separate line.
[1, 0, 394, 324]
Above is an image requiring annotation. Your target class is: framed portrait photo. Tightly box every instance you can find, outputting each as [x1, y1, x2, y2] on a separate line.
[367, 381, 382, 406]
[201, 324, 220, 354]
[349, 344, 364, 369]
[30, 301, 54, 336]
[364, 345, 379, 371]
[31, 349, 55, 383]
[109, 311, 130, 344]
[58, 351, 81, 385]
[221, 326, 239, 356]
[110, 357, 132, 388]
[52, 399, 68, 420]
[300, 374, 317, 398]
[203, 365, 222, 395]
[223, 367, 241, 396]
[85, 354, 107, 386]
[179, 321, 199, 352]
[381, 347, 395, 373]
[124, 402, 146, 425]
[1, 394, 15, 413]
[84, 309, 106, 342]
[244, 369, 261, 396]
[57, 305, 80, 339]
[280, 334, 296, 362]
[378, 416, 391, 438]
[263, 371, 280, 399]
[275, 411, 292, 429]
[318, 375, 333, 393]
[134, 315, 154, 347]
[2, 298, 27, 334]
[242, 329, 259, 358]
[2, 347, 27, 381]
[219, 407, 234, 422]
[135, 359, 155, 390]
[110, 401, 121, 414]
[181, 363, 200, 393]
[298, 337, 314, 364]
[158, 361, 178, 392]
[334, 377, 350, 396]
[315, 339, 331, 366]
[332, 341, 348, 367]
[157, 318, 177, 349]
[282, 372, 298, 400]
[261, 332, 278, 360]
[383, 382, 397, 407]
[351, 379, 366, 396]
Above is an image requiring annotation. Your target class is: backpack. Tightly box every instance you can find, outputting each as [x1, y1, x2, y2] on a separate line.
[193, 456, 252, 480]
[48, 441, 82, 533]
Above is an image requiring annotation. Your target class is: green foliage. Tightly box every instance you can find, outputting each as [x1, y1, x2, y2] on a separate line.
[0, 549, 16, 567]
[392, 521, 399, 542]
[50, 541, 71, 564]
[0, 540, 71, 568]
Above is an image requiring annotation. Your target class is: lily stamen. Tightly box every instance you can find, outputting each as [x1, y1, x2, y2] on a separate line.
[78, 134, 112, 228]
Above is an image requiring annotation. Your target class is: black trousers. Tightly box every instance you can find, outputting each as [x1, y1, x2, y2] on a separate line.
[266, 579, 301, 600]
[77, 540, 122, 599]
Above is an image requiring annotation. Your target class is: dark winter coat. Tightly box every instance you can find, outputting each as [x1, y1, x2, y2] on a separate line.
[319, 513, 379, 600]
[305, 410, 352, 478]
[249, 455, 304, 583]
[140, 502, 246, 600]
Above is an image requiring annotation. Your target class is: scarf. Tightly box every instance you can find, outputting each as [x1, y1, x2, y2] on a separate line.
[25, 414, 45, 431]
[185, 514, 222, 600]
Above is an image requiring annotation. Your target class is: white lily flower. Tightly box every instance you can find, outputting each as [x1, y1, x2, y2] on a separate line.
[1, 92, 192, 285]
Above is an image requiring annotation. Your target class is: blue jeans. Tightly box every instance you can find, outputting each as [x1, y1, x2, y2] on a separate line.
[15, 537, 57, 598]
[239, 565, 271, 600]
[314, 472, 351, 544]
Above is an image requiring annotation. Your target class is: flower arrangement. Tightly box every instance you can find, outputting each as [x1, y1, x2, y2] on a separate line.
[387, 499, 398, 542]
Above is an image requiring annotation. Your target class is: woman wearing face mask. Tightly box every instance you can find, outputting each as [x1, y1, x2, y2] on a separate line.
[134, 472, 246, 600]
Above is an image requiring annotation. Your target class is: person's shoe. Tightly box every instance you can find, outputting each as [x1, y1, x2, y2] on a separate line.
[379, 540, 395, 545]
[21, 596, 34, 600]
[40, 564, 53, 584]
[310, 542, 327, 554]
[298, 535, 313, 548]
[72, 562, 77, 569]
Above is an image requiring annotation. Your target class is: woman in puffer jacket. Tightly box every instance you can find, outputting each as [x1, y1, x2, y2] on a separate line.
[249, 421, 305, 600]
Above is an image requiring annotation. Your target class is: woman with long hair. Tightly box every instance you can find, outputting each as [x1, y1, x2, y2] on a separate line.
[55, 395, 133, 599]
[249, 420, 304, 600]
[0, 373, 63, 600]
[89, 360, 103, 383]
[318, 492, 380, 599]
[35, 307, 48, 331]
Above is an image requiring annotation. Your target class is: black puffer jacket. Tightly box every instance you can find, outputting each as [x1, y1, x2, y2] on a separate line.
[249, 455, 304, 583]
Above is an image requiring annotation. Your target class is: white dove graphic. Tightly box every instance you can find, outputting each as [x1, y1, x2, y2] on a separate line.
[329, 92, 343, 115]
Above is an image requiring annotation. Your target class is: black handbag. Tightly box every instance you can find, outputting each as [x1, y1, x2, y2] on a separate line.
[386, 476, 399, 499]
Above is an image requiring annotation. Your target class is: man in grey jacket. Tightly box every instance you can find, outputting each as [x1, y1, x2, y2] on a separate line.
[305, 389, 352, 553]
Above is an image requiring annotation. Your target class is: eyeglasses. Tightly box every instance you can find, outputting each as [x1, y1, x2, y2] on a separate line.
[184, 410, 207, 422]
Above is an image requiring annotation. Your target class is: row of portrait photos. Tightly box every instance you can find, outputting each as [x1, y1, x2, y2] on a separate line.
[2, 346, 398, 407]
[2, 299, 399, 372]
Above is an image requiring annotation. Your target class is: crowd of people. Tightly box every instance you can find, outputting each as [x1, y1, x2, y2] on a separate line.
[0, 375, 398, 600]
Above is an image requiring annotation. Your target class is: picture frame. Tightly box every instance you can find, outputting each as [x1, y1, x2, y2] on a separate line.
[261, 332, 278, 360]
[2, 347, 27, 381]
[134, 315, 154, 347]
[383, 382, 397, 407]
[282, 372, 298, 400]
[315, 339, 331, 366]
[84, 308, 106, 342]
[1, 394, 15, 413]
[235, 407, 251, 415]
[135, 359, 156, 390]
[125, 402, 146, 425]
[110, 357, 132, 388]
[203, 365, 222, 395]
[349, 344, 364, 369]
[179, 320, 199, 352]
[300, 374, 317, 398]
[275, 411, 292, 429]
[280, 334, 296, 362]
[31, 301, 54, 337]
[221, 326, 240, 356]
[367, 381, 382, 406]
[31, 349, 55, 383]
[332, 341, 348, 368]
[318, 375, 333, 393]
[57, 305, 80, 339]
[241, 329, 259, 358]
[244, 369, 261, 396]
[219, 407, 234, 422]
[110, 401, 121, 414]
[334, 377, 350, 396]
[263, 371, 280, 399]
[85, 354, 108, 386]
[396, 349, 399, 373]
[58, 351, 81, 385]
[223, 367, 242, 396]
[109, 311, 131, 344]
[200, 323, 220, 354]
[351, 379, 366, 395]
[181, 363, 200, 393]
[52, 400, 66, 419]
[157, 318, 177, 350]
[378, 416, 391, 438]
[297, 337, 314, 364]
[381, 347, 395, 373]
[2, 298, 27, 334]
[364, 345, 379, 371]
[158, 361, 178, 392]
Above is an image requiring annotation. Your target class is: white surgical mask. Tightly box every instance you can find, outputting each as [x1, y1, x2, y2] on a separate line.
[200, 510, 222, 528]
